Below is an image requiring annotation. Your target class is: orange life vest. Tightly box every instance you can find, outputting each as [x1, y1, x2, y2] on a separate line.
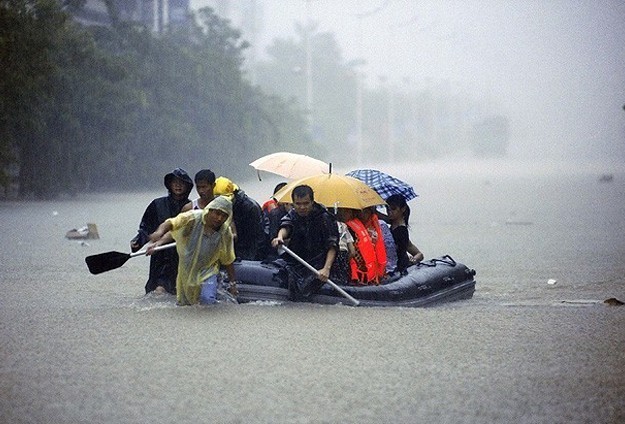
[347, 218, 380, 285]
[364, 214, 387, 280]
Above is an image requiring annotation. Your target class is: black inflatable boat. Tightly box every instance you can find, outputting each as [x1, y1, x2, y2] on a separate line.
[233, 255, 476, 307]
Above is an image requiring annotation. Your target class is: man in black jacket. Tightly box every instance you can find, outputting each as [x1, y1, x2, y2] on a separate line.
[130, 168, 193, 295]
[271, 185, 339, 299]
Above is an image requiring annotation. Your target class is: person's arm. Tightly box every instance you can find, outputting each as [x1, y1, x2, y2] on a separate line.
[347, 241, 357, 258]
[146, 220, 174, 255]
[317, 212, 339, 281]
[180, 201, 193, 213]
[230, 221, 238, 242]
[131, 201, 157, 251]
[407, 241, 424, 263]
[271, 226, 289, 248]
[224, 262, 238, 296]
[317, 247, 337, 282]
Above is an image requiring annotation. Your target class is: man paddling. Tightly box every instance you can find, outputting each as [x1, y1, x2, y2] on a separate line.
[147, 196, 237, 306]
[271, 185, 339, 300]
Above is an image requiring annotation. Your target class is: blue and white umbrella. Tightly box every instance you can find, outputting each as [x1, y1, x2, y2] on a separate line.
[345, 169, 418, 201]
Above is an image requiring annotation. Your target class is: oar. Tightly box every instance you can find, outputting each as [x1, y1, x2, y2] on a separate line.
[85, 242, 176, 275]
[278, 244, 360, 306]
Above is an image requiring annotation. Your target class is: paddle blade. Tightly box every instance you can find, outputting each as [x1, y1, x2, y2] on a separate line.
[85, 251, 132, 274]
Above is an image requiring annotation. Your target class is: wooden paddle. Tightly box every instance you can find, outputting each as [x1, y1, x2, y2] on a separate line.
[85, 242, 176, 275]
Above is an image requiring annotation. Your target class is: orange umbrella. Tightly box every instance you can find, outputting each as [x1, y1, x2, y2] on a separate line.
[273, 173, 385, 210]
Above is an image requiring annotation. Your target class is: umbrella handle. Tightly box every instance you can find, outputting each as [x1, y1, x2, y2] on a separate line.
[278, 244, 360, 306]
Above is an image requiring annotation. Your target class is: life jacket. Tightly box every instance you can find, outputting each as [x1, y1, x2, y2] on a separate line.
[262, 198, 278, 214]
[346, 218, 380, 285]
[364, 214, 387, 280]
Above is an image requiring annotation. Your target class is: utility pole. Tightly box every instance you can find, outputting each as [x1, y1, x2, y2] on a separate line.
[304, 0, 314, 134]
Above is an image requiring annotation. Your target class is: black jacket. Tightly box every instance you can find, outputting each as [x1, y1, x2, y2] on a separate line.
[279, 202, 339, 264]
[232, 190, 266, 260]
[131, 168, 193, 294]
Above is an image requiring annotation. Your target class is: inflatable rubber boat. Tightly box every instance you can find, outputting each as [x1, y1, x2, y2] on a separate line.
[233, 255, 476, 307]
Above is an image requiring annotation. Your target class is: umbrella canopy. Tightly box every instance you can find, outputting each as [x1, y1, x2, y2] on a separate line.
[274, 173, 385, 210]
[345, 169, 418, 201]
[249, 152, 330, 180]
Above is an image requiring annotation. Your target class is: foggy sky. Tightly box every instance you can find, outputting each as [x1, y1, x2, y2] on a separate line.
[192, 0, 625, 163]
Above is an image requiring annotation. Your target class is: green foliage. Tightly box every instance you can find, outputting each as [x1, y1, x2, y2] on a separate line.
[0, 1, 310, 198]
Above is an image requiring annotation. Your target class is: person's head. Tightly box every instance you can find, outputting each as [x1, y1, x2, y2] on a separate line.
[194, 169, 216, 202]
[291, 185, 314, 217]
[213, 176, 239, 199]
[203, 195, 232, 230]
[164, 168, 193, 200]
[273, 182, 288, 196]
[336, 207, 356, 222]
[359, 206, 376, 223]
[385, 194, 410, 226]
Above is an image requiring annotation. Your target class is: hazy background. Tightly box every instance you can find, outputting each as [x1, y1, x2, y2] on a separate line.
[191, 0, 625, 164]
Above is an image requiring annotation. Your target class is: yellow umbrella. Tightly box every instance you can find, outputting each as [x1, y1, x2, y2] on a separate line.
[273, 173, 385, 210]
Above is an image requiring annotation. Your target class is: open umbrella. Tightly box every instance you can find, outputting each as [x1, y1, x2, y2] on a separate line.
[273, 173, 385, 210]
[249, 152, 330, 180]
[345, 169, 418, 201]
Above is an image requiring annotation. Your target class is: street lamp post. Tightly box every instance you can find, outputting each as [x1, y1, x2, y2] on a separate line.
[304, 0, 314, 134]
[356, 70, 364, 164]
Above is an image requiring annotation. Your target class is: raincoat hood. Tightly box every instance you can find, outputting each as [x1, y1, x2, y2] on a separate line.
[213, 177, 239, 197]
[164, 168, 194, 195]
[204, 195, 233, 220]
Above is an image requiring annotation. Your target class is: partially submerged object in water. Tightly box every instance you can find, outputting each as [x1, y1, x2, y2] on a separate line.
[598, 174, 614, 183]
[66, 223, 99, 240]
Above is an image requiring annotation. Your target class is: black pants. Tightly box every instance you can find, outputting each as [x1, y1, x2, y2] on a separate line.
[284, 252, 327, 300]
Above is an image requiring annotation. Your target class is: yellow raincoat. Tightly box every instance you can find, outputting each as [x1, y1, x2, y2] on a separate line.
[167, 197, 235, 305]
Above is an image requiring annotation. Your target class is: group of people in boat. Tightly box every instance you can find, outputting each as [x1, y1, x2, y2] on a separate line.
[131, 167, 422, 306]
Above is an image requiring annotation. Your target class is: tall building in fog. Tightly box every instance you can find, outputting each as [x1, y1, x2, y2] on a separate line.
[72, 0, 190, 33]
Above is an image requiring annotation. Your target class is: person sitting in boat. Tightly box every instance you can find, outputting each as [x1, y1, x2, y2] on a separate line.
[180, 169, 216, 212]
[130, 168, 194, 296]
[385, 194, 424, 275]
[339, 208, 385, 285]
[261, 181, 288, 215]
[271, 184, 339, 300]
[377, 217, 398, 275]
[146, 196, 238, 306]
[213, 177, 267, 261]
[264, 200, 292, 261]
[358, 206, 388, 283]
[332, 208, 357, 285]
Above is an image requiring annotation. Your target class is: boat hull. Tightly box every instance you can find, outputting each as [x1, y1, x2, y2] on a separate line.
[234, 256, 476, 307]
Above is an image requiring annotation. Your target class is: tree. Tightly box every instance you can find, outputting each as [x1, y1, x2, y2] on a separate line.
[0, 2, 312, 197]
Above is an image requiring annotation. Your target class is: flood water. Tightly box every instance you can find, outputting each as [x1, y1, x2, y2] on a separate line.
[1, 159, 624, 423]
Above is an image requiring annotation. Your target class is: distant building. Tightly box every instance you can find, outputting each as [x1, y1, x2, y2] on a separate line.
[71, 0, 190, 33]
[193, 0, 262, 83]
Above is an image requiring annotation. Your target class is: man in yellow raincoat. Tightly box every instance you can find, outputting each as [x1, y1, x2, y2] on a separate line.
[147, 196, 237, 305]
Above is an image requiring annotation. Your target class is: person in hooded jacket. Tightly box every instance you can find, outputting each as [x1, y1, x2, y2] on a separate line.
[130, 168, 194, 295]
[213, 177, 266, 261]
[147, 196, 237, 306]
